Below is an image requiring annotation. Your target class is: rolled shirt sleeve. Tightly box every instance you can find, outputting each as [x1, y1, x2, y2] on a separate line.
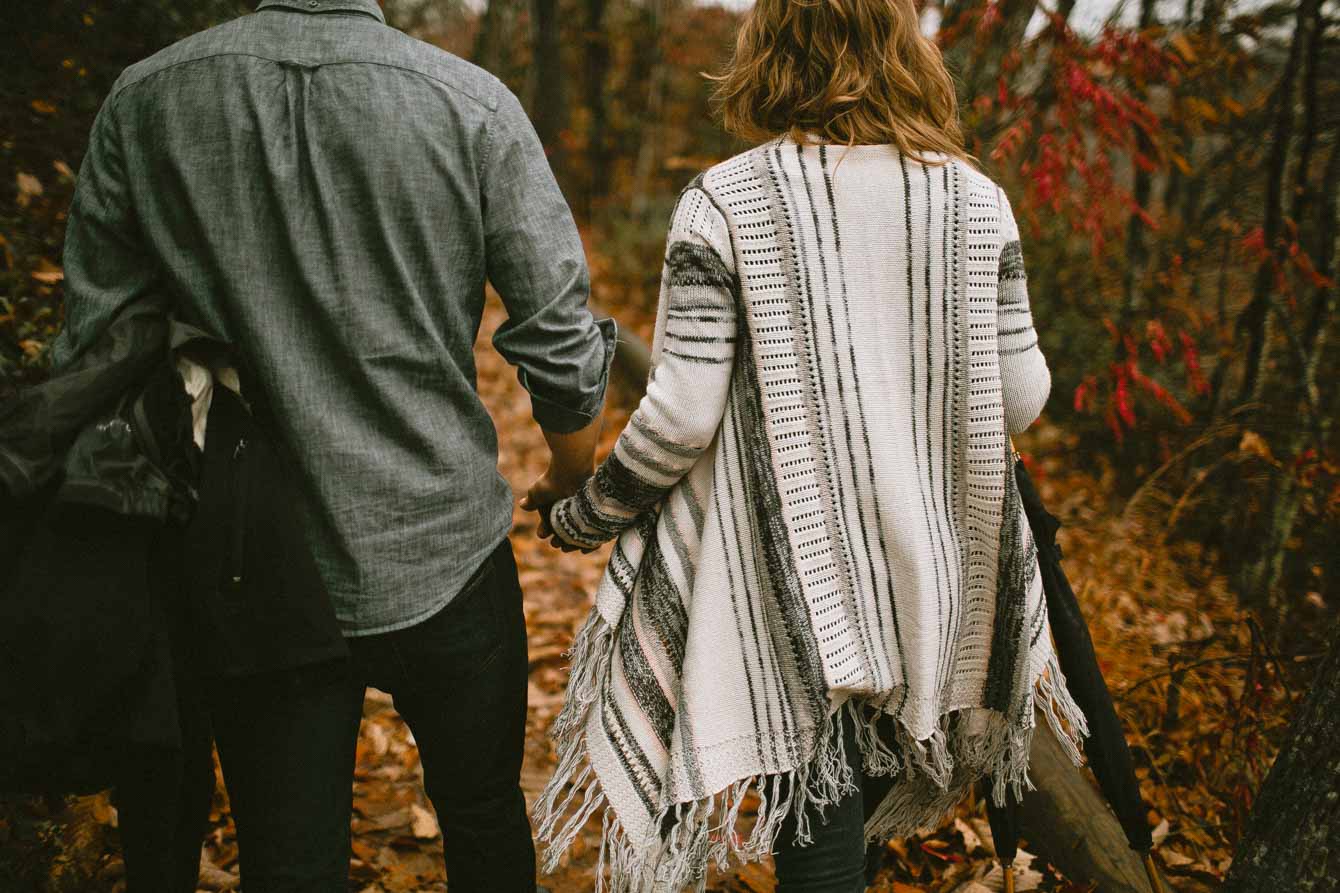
[482, 86, 615, 434]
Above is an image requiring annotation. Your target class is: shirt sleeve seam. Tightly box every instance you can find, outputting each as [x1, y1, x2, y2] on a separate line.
[73, 97, 127, 226]
[480, 88, 502, 190]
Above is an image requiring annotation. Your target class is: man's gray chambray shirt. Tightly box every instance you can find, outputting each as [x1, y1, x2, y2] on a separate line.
[53, 0, 616, 635]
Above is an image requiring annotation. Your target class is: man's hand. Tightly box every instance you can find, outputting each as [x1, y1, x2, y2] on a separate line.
[521, 409, 605, 553]
[521, 468, 585, 508]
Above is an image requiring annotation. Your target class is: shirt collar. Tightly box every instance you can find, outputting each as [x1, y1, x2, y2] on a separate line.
[256, 0, 386, 23]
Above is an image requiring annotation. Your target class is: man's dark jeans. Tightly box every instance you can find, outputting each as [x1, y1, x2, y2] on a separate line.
[117, 537, 534, 893]
[346, 537, 534, 892]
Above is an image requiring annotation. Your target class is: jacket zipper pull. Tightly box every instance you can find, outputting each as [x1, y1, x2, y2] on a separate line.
[231, 437, 248, 584]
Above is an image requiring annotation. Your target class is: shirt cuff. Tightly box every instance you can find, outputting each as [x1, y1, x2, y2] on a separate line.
[526, 316, 618, 434]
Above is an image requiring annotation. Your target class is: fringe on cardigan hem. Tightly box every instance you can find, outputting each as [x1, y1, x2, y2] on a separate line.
[534, 611, 1090, 893]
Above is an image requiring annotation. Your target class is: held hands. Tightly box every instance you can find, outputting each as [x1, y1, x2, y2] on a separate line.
[521, 468, 598, 554]
[526, 412, 606, 554]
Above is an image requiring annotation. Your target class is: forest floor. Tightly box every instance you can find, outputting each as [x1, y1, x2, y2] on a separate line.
[41, 285, 1299, 893]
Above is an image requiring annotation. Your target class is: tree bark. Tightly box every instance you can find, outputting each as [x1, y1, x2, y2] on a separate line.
[1222, 627, 1340, 893]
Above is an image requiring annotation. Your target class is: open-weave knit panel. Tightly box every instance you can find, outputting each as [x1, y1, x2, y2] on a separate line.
[731, 147, 869, 695]
[944, 165, 1010, 711]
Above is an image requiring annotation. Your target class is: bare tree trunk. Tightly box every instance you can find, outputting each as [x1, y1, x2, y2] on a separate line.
[581, 0, 610, 219]
[629, 0, 669, 219]
[1222, 627, 1340, 893]
[472, 0, 522, 76]
[1287, 0, 1326, 230]
[1119, 0, 1160, 330]
[1237, 0, 1322, 405]
[629, 63, 667, 218]
[1230, 0, 1331, 627]
[528, 0, 567, 174]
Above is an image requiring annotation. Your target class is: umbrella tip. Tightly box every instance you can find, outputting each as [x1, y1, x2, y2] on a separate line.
[1002, 862, 1016, 893]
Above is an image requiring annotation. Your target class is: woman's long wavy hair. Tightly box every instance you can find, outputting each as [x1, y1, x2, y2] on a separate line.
[711, 0, 965, 161]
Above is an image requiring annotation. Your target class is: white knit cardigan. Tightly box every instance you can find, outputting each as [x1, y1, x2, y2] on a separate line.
[536, 140, 1087, 892]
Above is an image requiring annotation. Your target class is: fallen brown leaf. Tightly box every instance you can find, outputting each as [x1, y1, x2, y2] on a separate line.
[16, 172, 43, 207]
[31, 259, 64, 284]
[196, 855, 240, 892]
[409, 803, 439, 840]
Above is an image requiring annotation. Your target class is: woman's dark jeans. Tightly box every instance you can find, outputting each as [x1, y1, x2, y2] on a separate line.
[772, 711, 894, 893]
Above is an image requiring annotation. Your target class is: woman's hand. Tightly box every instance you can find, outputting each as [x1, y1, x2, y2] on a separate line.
[521, 471, 599, 553]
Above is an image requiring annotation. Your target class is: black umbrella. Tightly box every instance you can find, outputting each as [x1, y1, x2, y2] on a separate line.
[982, 774, 1022, 893]
[984, 455, 1164, 893]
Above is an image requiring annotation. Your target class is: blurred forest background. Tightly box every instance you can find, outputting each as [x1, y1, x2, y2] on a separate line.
[2, 0, 1337, 890]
